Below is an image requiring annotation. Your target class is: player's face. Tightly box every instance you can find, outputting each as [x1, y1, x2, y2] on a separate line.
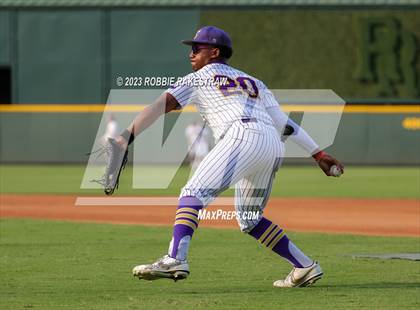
[189, 44, 220, 71]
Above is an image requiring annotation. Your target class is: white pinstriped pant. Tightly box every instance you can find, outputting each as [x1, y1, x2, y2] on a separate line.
[180, 120, 284, 232]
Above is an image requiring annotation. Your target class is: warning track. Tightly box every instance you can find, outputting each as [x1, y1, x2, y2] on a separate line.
[1, 195, 419, 237]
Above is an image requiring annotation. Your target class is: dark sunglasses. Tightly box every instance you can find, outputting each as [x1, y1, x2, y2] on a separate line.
[191, 44, 214, 54]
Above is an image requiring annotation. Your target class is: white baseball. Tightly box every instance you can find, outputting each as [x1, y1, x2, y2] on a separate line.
[330, 165, 342, 177]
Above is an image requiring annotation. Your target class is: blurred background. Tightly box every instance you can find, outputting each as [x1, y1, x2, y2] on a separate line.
[0, 0, 419, 167]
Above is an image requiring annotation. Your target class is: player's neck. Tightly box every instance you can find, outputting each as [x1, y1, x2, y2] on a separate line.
[207, 58, 228, 65]
[194, 59, 228, 71]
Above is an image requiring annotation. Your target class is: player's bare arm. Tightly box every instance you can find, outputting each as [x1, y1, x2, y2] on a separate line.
[115, 92, 179, 148]
[94, 92, 180, 195]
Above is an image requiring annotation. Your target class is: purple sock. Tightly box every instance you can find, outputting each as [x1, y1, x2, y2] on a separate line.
[249, 217, 312, 268]
[168, 196, 202, 260]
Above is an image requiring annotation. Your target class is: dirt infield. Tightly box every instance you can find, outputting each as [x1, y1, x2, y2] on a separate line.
[1, 195, 419, 237]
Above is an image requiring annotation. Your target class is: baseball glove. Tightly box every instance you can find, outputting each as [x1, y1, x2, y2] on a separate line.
[89, 138, 128, 195]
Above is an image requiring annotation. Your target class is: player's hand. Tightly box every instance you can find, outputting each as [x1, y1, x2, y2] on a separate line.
[115, 135, 128, 150]
[312, 151, 344, 177]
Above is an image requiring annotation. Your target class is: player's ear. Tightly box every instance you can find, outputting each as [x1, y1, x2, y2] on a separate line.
[211, 47, 220, 59]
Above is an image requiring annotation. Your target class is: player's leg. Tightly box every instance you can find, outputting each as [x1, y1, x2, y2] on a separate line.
[168, 125, 271, 262]
[235, 154, 322, 287]
[133, 122, 284, 281]
[167, 195, 201, 261]
[133, 130, 247, 281]
[247, 215, 323, 287]
[237, 178, 314, 268]
[167, 135, 247, 259]
[132, 195, 199, 281]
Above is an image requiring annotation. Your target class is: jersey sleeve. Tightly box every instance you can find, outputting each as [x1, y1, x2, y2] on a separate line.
[266, 105, 319, 154]
[165, 73, 198, 108]
[258, 82, 280, 109]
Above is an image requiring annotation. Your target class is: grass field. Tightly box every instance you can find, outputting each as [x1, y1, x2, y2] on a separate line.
[1, 164, 419, 198]
[1, 165, 419, 309]
[1, 219, 419, 310]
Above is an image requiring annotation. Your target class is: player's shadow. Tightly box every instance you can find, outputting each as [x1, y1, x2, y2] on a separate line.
[321, 282, 420, 289]
[173, 282, 420, 295]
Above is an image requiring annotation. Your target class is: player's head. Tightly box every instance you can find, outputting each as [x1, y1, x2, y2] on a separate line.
[182, 26, 233, 71]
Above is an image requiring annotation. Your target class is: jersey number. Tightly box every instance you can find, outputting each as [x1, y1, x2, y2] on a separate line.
[214, 75, 259, 99]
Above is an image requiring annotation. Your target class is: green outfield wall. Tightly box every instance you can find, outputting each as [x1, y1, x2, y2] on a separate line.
[0, 7, 419, 164]
[202, 9, 420, 100]
[0, 9, 199, 104]
[1, 108, 419, 164]
[0, 8, 419, 103]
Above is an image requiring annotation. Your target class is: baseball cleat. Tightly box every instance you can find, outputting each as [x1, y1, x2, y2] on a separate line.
[273, 261, 323, 288]
[132, 255, 189, 282]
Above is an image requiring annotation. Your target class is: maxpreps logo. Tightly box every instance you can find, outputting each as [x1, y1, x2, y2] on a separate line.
[81, 89, 345, 191]
[355, 17, 419, 97]
[198, 209, 260, 221]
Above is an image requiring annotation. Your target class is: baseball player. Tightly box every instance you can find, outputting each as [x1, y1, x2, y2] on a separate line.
[114, 26, 344, 288]
[101, 113, 119, 146]
[185, 121, 211, 170]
